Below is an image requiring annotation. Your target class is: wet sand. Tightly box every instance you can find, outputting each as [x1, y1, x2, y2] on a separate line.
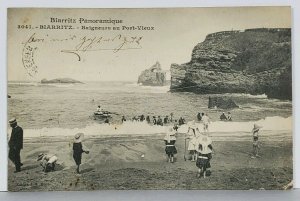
[8, 134, 293, 191]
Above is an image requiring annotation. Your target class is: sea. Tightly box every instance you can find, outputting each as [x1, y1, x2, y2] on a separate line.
[7, 81, 292, 141]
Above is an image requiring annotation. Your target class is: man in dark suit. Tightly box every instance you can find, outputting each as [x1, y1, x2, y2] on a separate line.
[8, 118, 23, 172]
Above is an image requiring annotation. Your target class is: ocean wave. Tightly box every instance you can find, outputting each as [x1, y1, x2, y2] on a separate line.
[181, 116, 292, 133]
[125, 83, 170, 93]
[8, 82, 39, 86]
[11, 116, 292, 138]
[8, 82, 76, 88]
[224, 93, 267, 99]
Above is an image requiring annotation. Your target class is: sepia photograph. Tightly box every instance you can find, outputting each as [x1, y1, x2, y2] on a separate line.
[7, 7, 292, 191]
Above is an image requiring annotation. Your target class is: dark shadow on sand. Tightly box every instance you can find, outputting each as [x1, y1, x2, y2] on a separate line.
[80, 167, 94, 174]
[54, 163, 65, 171]
[21, 164, 40, 170]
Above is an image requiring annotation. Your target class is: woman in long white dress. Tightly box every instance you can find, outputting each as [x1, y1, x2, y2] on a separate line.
[186, 121, 198, 161]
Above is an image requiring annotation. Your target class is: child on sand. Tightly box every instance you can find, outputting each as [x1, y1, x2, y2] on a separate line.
[73, 133, 89, 174]
[202, 113, 211, 133]
[163, 127, 177, 163]
[186, 121, 198, 161]
[37, 153, 58, 173]
[195, 134, 213, 178]
[173, 120, 179, 131]
[252, 124, 262, 158]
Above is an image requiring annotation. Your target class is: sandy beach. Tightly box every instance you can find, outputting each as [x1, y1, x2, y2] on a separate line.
[8, 133, 292, 191]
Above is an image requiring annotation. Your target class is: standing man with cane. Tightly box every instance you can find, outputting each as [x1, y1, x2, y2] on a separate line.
[8, 118, 23, 173]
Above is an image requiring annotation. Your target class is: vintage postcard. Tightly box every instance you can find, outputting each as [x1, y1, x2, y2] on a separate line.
[7, 7, 292, 191]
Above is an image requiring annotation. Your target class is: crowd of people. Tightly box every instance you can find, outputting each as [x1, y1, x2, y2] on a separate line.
[121, 114, 176, 125]
[8, 111, 262, 177]
[163, 122, 213, 178]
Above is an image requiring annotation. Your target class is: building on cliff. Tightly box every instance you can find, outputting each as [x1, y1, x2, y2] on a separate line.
[170, 28, 292, 100]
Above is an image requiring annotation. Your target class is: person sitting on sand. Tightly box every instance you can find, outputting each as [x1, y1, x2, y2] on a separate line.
[252, 124, 262, 158]
[164, 127, 177, 163]
[195, 134, 213, 178]
[186, 121, 198, 161]
[227, 112, 232, 121]
[220, 112, 227, 121]
[37, 153, 58, 173]
[140, 115, 145, 122]
[73, 133, 89, 174]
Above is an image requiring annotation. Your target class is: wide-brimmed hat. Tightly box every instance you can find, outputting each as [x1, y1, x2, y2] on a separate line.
[8, 118, 17, 125]
[37, 153, 45, 161]
[252, 124, 262, 132]
[74, 133, 84, 143]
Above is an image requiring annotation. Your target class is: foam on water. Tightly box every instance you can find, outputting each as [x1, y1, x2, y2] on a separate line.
[9, 82, 76, 88]
[224, 93, 267, 99]
[177, 116, 292, 133]
[12, 116, 291, 139]
[125, 83, 170, 93]
[8, 82, 39, 86]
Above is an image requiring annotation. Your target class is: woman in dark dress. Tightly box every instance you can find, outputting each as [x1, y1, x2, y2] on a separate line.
[73, 133, 89, 174]
[164, 128, 177, 163]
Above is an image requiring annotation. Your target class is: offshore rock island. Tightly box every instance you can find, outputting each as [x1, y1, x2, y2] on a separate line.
[138, 62, 167, 86]
[41, 78, 83, 84]
[170, 28, 292, 100]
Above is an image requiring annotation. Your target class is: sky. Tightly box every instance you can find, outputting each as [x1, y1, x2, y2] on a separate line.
[7, 7, 291, 82]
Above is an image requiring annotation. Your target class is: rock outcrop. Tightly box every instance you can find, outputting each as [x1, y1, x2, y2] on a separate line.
[208, 96, 239, 109]
[138, 62, 166, 86]
[41, 78, 83, 84]
[170, 28, 292, 100]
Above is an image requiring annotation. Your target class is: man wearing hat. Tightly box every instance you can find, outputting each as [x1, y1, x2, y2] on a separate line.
[8, 118, 23, 172]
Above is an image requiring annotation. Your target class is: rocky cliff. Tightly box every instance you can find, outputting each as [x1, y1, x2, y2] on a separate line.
[170, 28, 292, 100]
[138, 62, 166, 86]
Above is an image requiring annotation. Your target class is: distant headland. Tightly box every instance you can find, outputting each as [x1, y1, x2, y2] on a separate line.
[41, 78, 83, 84]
